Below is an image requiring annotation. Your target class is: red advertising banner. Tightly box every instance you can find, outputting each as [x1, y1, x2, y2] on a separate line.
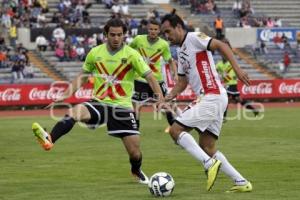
[0, 82, 196, 106]
[238, 79, 300, 99]
[1, 79, 299, 106]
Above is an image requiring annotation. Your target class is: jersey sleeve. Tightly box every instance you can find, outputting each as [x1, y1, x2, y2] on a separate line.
[191, 32, 212, 50]
[82, 48, 95, 72]
[131, 51, 151, 77]
[162, 42, 172, 62]
[177, 60, 185, 76]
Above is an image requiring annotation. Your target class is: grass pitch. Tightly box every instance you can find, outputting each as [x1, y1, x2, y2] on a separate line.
[0, 107, 300, 200]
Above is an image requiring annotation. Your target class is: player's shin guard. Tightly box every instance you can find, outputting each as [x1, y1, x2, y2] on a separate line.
[130, 156, 142, 172]
[50, 115, 76, 143]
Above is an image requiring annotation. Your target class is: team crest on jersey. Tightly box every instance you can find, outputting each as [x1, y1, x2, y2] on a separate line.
[95, 56, 102, 61]
[198, 32, 209, 40]
[121, 58, 127, 64]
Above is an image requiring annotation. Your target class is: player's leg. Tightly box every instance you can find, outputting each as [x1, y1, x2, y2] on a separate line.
[160, 82, 176, 126]
[32, 101, 95, 151]
[230, 84, 258, 117]
[199, 113, 252, 192]
[121, 135, 148, 184]
[107, 106, 148, 184]
[169, 122, 213, 167]
[238, 96, 259, 116]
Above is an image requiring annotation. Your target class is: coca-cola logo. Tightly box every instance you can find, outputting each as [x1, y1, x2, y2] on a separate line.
[29, 87, 65, 100]
[279, 82, 300, 94]
[242, 82, 273, 95]
[75, 87, 93, 99]
[0, 88, 21, 101]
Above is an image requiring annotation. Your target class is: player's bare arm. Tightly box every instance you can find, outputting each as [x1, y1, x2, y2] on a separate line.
[165, 75, 188, 101]
[209, 39, 250, 86]
[144, 72, 164, 102]
[168, 58, 178, 82]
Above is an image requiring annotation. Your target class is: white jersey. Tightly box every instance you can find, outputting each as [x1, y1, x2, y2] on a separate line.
[177, 32, 226, 96]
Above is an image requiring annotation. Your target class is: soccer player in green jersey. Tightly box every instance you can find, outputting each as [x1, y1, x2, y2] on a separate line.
[31, 18, 165, 184]
[216, 38, 259, 121]
[129, 19, 178, 129]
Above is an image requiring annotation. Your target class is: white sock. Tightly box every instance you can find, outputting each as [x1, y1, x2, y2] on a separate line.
[213, 151, 247, 185]
[177, 132, 213, 169]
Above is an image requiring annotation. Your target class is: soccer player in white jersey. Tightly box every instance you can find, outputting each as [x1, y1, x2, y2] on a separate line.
[160, 10, 253, 192]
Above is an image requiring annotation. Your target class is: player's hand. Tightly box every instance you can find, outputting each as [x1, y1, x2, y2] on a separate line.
[173, 74, 179, 83]
[165, 93, 176, 102]
[236, 69, 250, 86]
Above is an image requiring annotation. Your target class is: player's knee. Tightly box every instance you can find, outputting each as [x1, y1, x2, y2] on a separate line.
[68, 104, 90, 122]
[201, 144, 216, 157]
[169, 125, 182, 141]
[129, 150, 141, 161]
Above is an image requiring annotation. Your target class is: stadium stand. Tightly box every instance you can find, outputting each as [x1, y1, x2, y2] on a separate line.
[172, 0, 300, 28]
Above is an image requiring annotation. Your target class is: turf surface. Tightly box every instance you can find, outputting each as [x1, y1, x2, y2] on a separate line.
[0, 107, 300, 200]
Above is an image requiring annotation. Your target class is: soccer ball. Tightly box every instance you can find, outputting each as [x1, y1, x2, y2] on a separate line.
[148, 172, 175, 197]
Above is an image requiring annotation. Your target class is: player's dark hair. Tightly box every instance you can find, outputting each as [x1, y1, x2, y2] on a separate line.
[104, 18, 127, 35]
[148, 19, 161, 27]
[161, 9, 185, 29]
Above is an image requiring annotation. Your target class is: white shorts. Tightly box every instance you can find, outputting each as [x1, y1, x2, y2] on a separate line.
[175, 93, 228, 138]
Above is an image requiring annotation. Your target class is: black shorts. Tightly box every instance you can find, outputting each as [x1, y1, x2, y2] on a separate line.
[226, 84, 240, 98]
[83, 100, 139, 137]
[132, 80, 167, 102]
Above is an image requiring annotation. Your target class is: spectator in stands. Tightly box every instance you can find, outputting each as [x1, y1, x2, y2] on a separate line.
[9, 20, 17, 48]
[30, 2, 42, 23]
[266, 17, 274, 28]
[137, 19, 148, 35]
[274, 17, 282, 27]
[35, 33, 48, 51]
[11, 60, 24, 83]
[121, 0, 130, 17]
[281, 33, 291, 51]
[38, 0, 49, 13]
[63, 0, 72, 8]
[51, 12, 60, 23]
[0, 49, 7, 68]
[205, 0, 216, 14]
[273, 33, 284, 50]
[76, 44, 85, 61]
[239, 16, 251, 28]
[52, 25, 66, 41]
[105, 0, 114, 9]
[37, 12, 47, 27]
[24, 61, 34, 78]
[111, 2, 121, 18]
[146, 8, 156, 21]
[69, 45, 77, 61]
[88, 34, 97, 49]
[129, 16, 139, 36]
[232, 0, 242, 17]
[214, 15, 224, 39]
[260, 40, 268, 55]
[283, 51, 291, 74]
[57, 0, 65, 13]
